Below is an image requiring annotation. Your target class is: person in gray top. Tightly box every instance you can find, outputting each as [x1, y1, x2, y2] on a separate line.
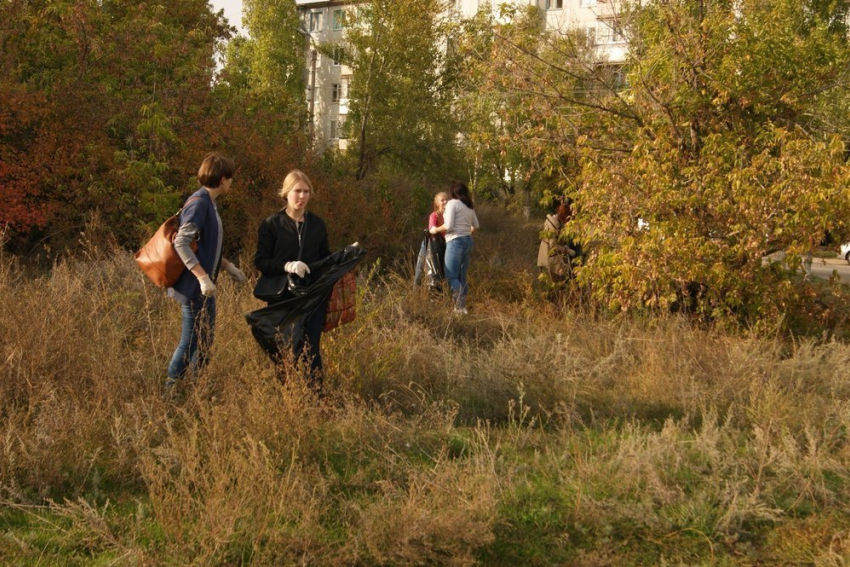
[433, 181, 480, 314]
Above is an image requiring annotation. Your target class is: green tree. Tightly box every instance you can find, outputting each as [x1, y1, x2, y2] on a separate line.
[222, 0, 304, 126]
[343, 0, 461, 181]
[455, 4, 581, 213]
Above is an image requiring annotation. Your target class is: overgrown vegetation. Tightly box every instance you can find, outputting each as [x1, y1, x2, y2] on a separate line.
[457, 0, 850, 327]
[0, 0, 465, 261]
[2, 209, 849, 565]
[5, 0, 850, 327]
[4, 2, 850, 561]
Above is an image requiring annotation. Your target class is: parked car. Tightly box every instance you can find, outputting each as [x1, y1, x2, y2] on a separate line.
[841, 242, 850, 264]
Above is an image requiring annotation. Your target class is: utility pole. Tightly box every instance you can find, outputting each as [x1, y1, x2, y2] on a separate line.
[308, 46, 317, 143]
[298, 27, 317, 144]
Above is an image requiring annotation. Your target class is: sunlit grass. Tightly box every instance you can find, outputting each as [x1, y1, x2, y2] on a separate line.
[1, 211, 849, 565]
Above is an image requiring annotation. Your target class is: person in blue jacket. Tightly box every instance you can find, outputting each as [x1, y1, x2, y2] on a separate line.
[166, 152, 247, 388]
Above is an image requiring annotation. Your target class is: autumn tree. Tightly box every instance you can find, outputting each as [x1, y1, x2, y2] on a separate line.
[454, 4, 583, 213]
[213, 0, 312, 232]
[461, 0, 850, 326]
[342, 0, 462, 181]
[0, 0, 233, 250]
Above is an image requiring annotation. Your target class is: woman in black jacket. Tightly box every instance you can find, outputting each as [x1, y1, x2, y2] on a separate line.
[253, 169, 331, 393]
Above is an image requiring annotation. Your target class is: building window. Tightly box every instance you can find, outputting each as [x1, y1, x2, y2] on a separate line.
[546, 0, 564, 9]
[332, 83, 340, 103]
[330, 120, 339, 139]
[332, 45, 343, 66]
[333, 9, 346, 30]
[585, 25, 596, 47]
[611, 67, 627, 90]
[340, 77, 350, 100]
[597, 19, 624, 44]
[309, 11, 323, 32]
[580, 0, 597, 6]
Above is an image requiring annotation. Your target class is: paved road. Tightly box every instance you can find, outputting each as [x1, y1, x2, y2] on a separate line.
[762, 252, 850, 281]
[808, 257, 850, 281]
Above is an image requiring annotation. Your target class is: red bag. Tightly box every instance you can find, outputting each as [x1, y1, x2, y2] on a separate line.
[135, 198, 198, 288]
[323, 270, 357, 332]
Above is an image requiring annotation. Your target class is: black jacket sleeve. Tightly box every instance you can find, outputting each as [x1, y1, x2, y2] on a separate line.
[254, 217, 284, 275]
[317, 219, 331, 261]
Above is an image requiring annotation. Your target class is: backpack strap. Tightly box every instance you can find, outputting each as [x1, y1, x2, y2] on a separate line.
[176, 195, 202, 217]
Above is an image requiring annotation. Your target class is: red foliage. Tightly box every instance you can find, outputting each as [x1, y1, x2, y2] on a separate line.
[0, 82, 54, 234]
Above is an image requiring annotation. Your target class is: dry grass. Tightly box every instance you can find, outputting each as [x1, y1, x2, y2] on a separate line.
[1, 211, 850, 565]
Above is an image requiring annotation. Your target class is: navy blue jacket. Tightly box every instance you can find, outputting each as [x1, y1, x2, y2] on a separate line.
[170, 188, 222, 303]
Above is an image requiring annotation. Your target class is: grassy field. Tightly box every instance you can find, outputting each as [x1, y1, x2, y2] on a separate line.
[1, 207, 849, 565]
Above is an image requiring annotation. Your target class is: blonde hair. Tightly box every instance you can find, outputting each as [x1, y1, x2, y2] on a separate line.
[433, 191, 449, 213]
[279, 169, 314, 200]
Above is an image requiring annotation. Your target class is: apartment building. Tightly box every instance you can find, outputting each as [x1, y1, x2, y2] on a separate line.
[295, 0, 626, 151]
[294, 1, 353, 150]
[538, 0, 628, 62]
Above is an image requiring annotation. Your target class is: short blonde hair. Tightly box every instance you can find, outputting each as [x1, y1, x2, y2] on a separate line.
[279, 169, 314, 199]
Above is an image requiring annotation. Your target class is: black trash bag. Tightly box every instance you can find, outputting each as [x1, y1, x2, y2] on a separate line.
[423, 233, 445, 292]
[245, 244, 367, 360]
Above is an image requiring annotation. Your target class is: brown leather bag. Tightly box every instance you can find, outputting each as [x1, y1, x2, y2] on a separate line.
[135, 197, 199, 288]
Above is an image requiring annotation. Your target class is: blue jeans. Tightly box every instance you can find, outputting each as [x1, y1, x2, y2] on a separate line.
[445, 236, 473, 308]
[167, 296, 216, 380]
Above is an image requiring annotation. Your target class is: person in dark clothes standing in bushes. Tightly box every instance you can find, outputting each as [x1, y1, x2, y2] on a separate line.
[253, 169, 331, 395]
[166, 152, 247, 388]
[537, 202, 575, 282]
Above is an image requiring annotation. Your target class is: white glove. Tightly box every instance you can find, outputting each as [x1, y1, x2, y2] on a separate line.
[224, 263, 247, 283]
[198, 274, 217, 297]
[285, 261, 311, 279]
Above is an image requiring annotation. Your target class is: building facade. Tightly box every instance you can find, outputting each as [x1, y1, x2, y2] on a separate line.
[295, 1, 353, 150]
[294, 0, 626, 150]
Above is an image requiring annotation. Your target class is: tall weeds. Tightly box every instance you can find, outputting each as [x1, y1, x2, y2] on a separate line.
[1, 212, 849, 564]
